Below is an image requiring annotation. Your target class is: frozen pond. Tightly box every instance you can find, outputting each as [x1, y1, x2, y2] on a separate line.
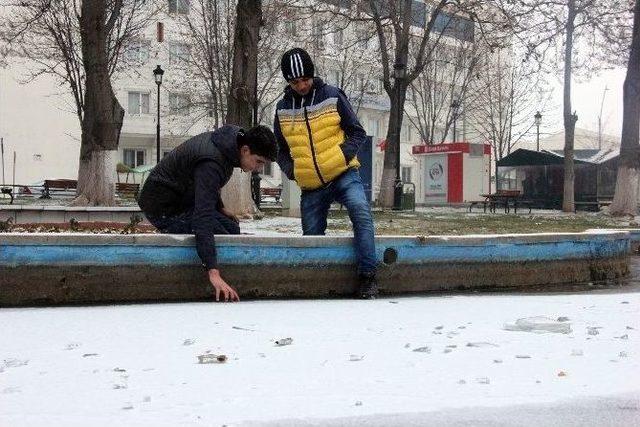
[1, 280, 639, 426]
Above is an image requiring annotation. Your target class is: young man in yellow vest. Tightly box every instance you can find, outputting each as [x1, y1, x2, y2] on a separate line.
[274, 48, 378, 299]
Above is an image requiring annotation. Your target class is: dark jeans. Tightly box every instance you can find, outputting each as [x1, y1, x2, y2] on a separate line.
[145, 209, 240, 235]
[301, 168, 377, 275]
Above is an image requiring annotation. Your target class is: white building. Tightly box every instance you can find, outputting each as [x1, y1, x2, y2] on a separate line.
[0, 0, 479, 202]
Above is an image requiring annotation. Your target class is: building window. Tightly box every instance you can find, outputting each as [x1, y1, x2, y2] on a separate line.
[168, 0, 189, 14]
[169, 93, 190, 115]
[401, 166, 412, 184]
[162, 149, 173, 158]
[127, 91, 150, 115]
[123, 149, 146, 168]
[402, 123, 412, 142]
[169, 42, 191, 64]
[125, 39, 150, 63]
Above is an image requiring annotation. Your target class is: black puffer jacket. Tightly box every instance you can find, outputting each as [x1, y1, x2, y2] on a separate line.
[138, 125, 242, 268]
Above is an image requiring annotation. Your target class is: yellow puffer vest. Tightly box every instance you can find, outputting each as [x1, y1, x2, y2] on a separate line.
[277, 96, 360, 190]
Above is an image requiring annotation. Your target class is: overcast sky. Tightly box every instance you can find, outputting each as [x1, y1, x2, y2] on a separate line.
[544, 67, 626, 138]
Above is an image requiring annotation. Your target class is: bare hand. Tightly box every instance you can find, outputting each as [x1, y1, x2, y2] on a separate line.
[208, 269, 240, 302]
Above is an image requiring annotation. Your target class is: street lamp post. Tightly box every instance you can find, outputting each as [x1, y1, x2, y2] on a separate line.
[534, 111, 542, 151]
[153, 65, 165, 163]
[450, 100, 461, 142]
[393, 61, 406, 211]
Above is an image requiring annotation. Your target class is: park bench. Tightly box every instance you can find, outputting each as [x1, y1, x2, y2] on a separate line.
[260, 187, 282, 203]
[41, 179, 77, 199]
[1, 187, 13, 204]
[574, 199, 612, 212]
[468, 190, 531, 214]
[116, 182, 140, 200]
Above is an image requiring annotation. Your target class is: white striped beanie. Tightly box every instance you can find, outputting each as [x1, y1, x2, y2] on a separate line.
[281, 48, 315, 81]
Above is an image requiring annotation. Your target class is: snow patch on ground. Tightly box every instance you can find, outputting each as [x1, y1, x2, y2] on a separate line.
[1, 291, 638, 426]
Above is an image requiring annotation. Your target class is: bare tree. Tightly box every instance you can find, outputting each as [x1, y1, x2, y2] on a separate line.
[467, 48, 552, 184]
[503, 0, 630, 212]
[1, 0, 156, 205]
[217, 0, 262, 215]
[610, 0, 640, 216]
[305, 0, 507, 207]
[407, 37, 480, 145]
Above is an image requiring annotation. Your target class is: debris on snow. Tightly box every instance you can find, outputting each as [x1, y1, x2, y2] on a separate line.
[3, 358, 29, 368]
[349, 355, 364, 362]
[466, 342, 499, 348]
[493, 359, 503, 364]
[355, 401, 363, 406]
[274, 338, 293, 346]
[570, 349, 584, 356]
[197, 353, 228, 364]
[557, 371, 567, 377]
[619, 351, 628, 358]
[412, 346, 431, 353]
[515, 355, 531, 359]
[183, 339, 195, 346]
[504, 316, 572, 334]
[615, 334, 629, 340]
[476, 377, 490, 384]
[587, 327, 600, 336]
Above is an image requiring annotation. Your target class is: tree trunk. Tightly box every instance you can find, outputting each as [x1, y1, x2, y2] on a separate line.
[610, 0, 640, 217]
[378, 81, 407, 207]
[221, 0, 261, 215]
[73, 0, 124, 206]
[562, 0, 577, 213]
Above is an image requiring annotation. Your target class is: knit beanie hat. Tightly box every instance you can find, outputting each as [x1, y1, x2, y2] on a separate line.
[281, 48, 315, 81]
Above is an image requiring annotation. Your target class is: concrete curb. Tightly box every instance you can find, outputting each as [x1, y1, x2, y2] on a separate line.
[0, 230, 630, 306]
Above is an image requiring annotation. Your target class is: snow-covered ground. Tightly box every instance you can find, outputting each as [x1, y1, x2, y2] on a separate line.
[1, 287, 639, 426]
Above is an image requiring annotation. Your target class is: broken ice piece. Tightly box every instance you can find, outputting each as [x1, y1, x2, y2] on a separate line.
[458, 326, 466, 329]
[504, 317, 572, 334]
[493, 359, 503, 364]
[143, 396, 151, 403]
[404, 343, 411, 348]
[122, 403, 134, 410]
[113, 367, 126, 372]
[412, 346, 431, 353]
[355, 401, 363, 406]
[388, 301, 399, 304]
[475, 377, 490, 384]
[587, 327, 599, 336]
[619, 351, 628, 358]
[434, 326, 444, 330]
[275, 338, 293, 346]
[557, 371, 567, 377]
[621, 301, 629, 304]
[3, 358, 29, 368]
[197, 353, 227, 364]
[570, 349, 584, 356]
[557, 316, 570, 322]
[64, 343, 81, 351]
[626, 326, 634, 330]
[515, 355, 531, 359]
[615, 334, 629, 340]
[457, 379, 467, 385]
[82, 353, 99, 358]
[349, 354, 364, 362]
[443, 348, 452, 354]
[183, 339, 195, 346]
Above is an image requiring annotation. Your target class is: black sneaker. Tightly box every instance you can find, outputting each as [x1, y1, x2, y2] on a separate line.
[358, 272, 378, 299]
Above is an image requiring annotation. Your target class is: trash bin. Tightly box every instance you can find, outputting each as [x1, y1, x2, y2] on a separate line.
[400, 182, 415, 211]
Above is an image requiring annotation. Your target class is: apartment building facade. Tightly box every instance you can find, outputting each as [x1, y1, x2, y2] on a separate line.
[0, 0, 479, 202]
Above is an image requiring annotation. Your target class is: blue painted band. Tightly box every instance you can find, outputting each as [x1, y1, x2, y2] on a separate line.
[0, 237, 629, 267]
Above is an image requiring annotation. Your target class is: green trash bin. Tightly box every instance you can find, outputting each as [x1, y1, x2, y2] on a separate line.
[400, 182, 415, 211]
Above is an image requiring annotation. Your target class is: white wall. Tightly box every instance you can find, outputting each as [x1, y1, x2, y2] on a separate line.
[0, 64, 80, 185]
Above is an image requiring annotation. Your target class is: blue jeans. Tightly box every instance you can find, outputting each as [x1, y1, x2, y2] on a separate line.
[301, 168, 376, 275]
[145, 209, 240, 235]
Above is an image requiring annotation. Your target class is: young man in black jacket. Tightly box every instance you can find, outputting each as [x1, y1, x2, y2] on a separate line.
[138, 125, 277, 302]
